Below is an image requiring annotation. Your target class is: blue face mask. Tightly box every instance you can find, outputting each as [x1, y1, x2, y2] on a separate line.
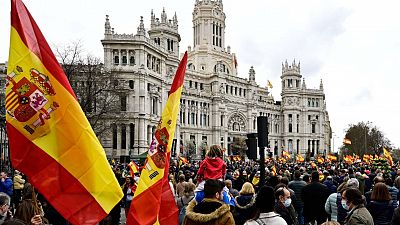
[283, 198, 292, 208]
[341, 199, 349, 210]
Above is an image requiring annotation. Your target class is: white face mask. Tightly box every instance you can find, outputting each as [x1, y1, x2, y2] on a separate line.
[341, 199, 349, 210]
[283, 198, 292, 208]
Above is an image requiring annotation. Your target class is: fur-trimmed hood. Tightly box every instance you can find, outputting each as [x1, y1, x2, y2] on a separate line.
[184, 198, 234, 224]
[234, 194, 256, 209]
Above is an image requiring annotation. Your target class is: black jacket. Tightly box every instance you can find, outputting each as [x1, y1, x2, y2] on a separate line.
[301, 181, 330, 221]
[233, 194, 256, 225]
[288, 179, 307, 210]
[366, 200, 395, 225]
[275, 202, 298, 225]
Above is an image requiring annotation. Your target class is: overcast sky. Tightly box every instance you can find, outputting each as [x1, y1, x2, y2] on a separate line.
[1, 0, 399, 150]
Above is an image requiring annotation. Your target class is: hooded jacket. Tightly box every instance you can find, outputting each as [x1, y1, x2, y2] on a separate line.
[196, 157, 226, 183]
[233, 194, 256, 225]
[183, 198, 235, 225]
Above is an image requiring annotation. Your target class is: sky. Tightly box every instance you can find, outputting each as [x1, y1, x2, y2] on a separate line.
[1, 0, 400, 150]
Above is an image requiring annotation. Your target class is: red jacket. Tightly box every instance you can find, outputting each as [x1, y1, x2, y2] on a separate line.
[196, 157, 226, 182]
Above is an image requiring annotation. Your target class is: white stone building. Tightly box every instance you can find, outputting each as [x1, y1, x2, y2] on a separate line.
[100, 0, 331, 160]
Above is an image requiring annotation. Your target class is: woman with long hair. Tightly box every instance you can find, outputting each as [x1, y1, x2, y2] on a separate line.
[366, 183, 395, 225]
[233, 182, 257, 225]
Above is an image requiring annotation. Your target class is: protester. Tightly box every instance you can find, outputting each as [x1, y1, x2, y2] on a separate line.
[342, 188, 373, 225]
[366, 183, 395, 225]
[392, 206, 400, 225]
[0, 193, 12, 224]
[244, 186, 287, 225]
[121, 176, 136, 217]
[194, 145, 227, 203]
[288, 170, 307, 225]
[225, 180, 239, 198]
[325, 182, 348, 224]
[183, 179, 234, 225]
[301, 171, 330, 225]
[233, 182, 256, 225]
[177, 182, 196, 225]
[14, 183, 46, 225]
[176, 174, 187, 197]
[0, 173, 13, 201]
[12, 171, 25, 210]
[275, 186, 297, 225]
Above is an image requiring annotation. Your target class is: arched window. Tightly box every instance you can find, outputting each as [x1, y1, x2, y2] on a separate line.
[129, 56, 135, 65]
[147, 54, 151, 68]
[114, 56, 119, 65]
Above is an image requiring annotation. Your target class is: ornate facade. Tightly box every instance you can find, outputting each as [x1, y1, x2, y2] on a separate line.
[100, 0, 331, 160]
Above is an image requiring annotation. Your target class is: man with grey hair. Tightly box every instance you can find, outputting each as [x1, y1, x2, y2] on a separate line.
[347, 178, 360, 189]
[0, 192, 11, 224]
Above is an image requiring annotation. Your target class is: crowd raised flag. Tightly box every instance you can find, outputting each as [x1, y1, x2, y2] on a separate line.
[127, 52, 188, 225]
[128, 161, 140, 177]
[383, 147, 393, 166]
[6, 0, 123, 224]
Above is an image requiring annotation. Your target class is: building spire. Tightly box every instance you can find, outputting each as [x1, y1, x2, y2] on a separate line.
[302, 78, 306, 89]
[173, 12, 178, 28]
[320, 79, 324, 90]
[249, 66, 255, 82]
[161, 7, 167, 23]
[137, 16, 145, 35]
[104, 15, 111, 35]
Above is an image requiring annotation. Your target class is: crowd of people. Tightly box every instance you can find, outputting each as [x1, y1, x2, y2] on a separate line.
[2, 144, 400, 225]
[105, 144, 400, 225]
[167, 145, 400, 225]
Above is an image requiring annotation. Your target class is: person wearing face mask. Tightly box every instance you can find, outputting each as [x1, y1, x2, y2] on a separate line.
[275, 186, 298, 225]
[342, 188, 373, 225]
[183, 179, 235, 225]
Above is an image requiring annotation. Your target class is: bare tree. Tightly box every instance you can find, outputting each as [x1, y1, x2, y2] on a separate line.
[341, 121, 392, 156]
[55, 42, 124, 139]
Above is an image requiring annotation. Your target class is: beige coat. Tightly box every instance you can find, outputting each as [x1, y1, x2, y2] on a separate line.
[183, 198, 235, 225]
[13, 174, 25, 190]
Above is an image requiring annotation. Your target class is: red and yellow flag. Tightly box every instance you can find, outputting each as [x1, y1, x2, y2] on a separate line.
[129, 161, 140, 177]
[383, 147, 393, 166]
[127, 52, 188, 225]
[6, 1, 123, 224]
[282, 150, 291, 159]
[178, 156, 189, 165]
[296, 154, 304, 163]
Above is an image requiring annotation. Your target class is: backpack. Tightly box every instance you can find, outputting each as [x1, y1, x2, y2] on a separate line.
[178, 196, 194, 225]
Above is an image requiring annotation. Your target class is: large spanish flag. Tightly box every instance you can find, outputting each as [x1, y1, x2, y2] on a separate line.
[6, 1, 123, 224]
[127, 52, 187, 225]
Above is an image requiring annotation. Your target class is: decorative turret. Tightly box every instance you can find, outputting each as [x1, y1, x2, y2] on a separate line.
[320, 79, 324, 90]
[282, 59, 301, 75]
[104, 15, 112, 38]
[173, 12, 178, 27]
[150, 10, 156, 26]
[148, 8, 180, 57]
[302, 78, 306, 89]
[249, 66, 255, 82]
[137, 16, 145, 35]
[161, 8, 167, 24]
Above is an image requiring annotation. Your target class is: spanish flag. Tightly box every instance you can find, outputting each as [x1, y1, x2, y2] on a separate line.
[383, 147, 393, 166]
[267, 80, 273, 89]
[343, 138, 352, 145]
[6, 1, 123, 224]
[128, 161, 140, 177]
[127, 52, 188, 225]
[296, 154, 304, 163]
